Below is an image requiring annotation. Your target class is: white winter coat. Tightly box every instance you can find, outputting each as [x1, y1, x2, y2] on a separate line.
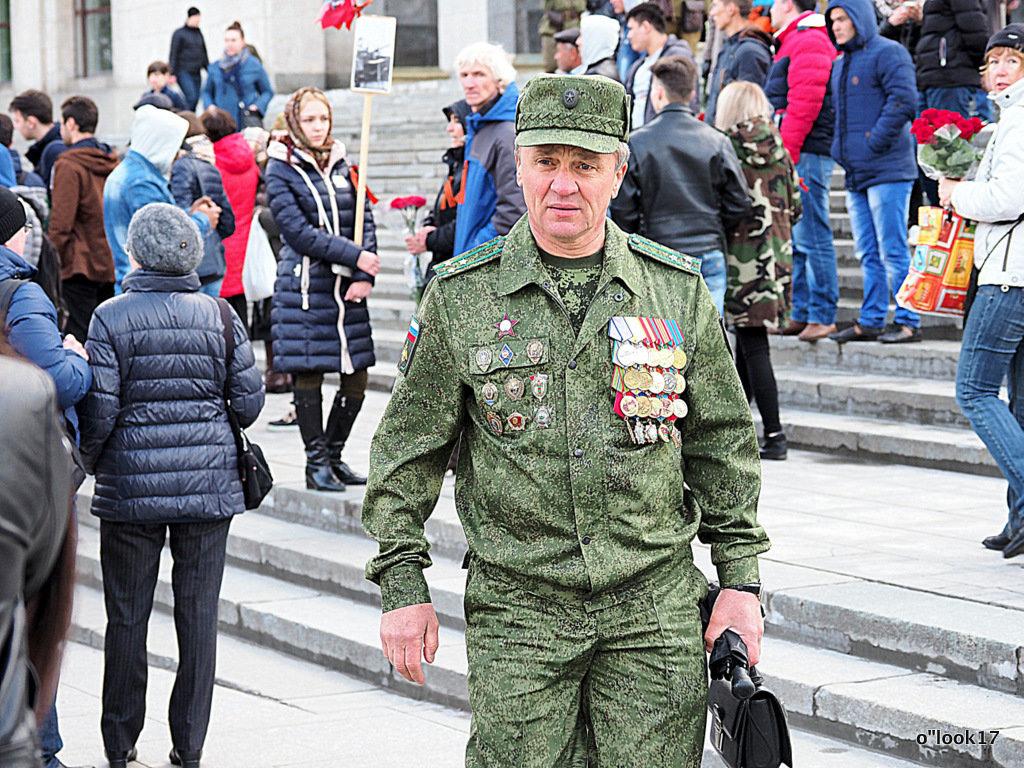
[951, 78, 1024, 287]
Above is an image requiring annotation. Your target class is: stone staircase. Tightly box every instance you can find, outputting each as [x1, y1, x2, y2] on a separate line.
[69, 81, 1024, 767]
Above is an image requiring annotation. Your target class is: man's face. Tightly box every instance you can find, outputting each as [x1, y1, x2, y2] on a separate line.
[11, 110, 35, 141]
[59, 118, 73, 145]
[148, 71, 169, 91]
[769, 0, 790, 30]
[516, 143, 627, 251]
[5, 224, 26, 257]
[459, 62, 501, 111]
[626, 18, 651, 53]
[611, 0, 625, 12]
[187, 13, 201, 28]
[554, 41, 582, 72]
[709, 0, 736, 31]
[830, 8, 856, 46]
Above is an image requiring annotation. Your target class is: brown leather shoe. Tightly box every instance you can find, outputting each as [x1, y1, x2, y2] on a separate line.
[770, 319, 806, 336]
[797, 322, 837, 341]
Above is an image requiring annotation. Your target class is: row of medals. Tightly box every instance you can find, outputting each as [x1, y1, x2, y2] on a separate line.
[477, 338, 548, 436]
[481, 373, 550, 436]
[614, 341, 688, 446]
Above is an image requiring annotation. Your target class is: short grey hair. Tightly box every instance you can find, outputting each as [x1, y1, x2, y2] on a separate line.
[455, 42, 518, 91]
[514, 135, 630, 172]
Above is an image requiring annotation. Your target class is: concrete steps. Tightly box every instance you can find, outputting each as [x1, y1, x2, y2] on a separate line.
[72, 495, 1024, 767]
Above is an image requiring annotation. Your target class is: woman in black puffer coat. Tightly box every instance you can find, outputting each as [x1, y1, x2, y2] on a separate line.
[78, 203, 264, 768]
[170, 113, 237, 295]
[266, 87, 380, 492]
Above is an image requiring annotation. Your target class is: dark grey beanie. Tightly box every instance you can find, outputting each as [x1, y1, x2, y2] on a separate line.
[127, 203, 203, 275]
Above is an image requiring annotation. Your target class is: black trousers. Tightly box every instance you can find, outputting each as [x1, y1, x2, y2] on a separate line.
[62, 276, 113, 340]
[99, 518, 231, 754]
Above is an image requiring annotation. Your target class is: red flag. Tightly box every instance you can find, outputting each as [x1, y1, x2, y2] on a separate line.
[317, 0, 372, 30]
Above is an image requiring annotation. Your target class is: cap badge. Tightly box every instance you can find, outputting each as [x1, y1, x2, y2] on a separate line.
[562, 88, 579, 109]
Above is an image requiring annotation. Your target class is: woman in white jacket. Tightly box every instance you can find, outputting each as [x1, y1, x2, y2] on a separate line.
[941, 24, 1024, 558]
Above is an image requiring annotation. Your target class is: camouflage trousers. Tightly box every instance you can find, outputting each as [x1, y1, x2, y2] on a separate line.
[463, 559, 709, 767]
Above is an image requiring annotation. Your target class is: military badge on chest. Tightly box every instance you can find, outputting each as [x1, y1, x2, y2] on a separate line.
[609, 316, 687, 446]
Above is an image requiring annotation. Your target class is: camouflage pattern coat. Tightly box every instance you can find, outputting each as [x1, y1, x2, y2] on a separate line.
[723, 116, 802, 329]
[362, 215, 769, 614]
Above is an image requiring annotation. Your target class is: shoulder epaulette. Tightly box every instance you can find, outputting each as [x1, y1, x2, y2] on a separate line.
[434, 237, 505, 279]
[627, 234, 702, 276]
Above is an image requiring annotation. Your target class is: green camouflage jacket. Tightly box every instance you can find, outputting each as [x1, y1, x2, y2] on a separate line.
[723, 116, 802, 329]
[363, 216, 769, 613]
[538, 0, 587, 36]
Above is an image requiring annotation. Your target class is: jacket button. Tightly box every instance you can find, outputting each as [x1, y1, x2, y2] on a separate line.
[613, 293, 624, 302]
[573, 448, 584, 458]
[568, 360, 577, 370]
[581, 535, 592, 545]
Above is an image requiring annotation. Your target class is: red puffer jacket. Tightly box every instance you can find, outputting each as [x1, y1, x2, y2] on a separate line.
[213, 132, 258, 298]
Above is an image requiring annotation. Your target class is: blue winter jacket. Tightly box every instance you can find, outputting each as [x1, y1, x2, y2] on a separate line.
[201, 50, 274, 128]
[0, 246, 91, 434]
[78, 270, 264, 524]
[826, 0, 918, 191]
[453, 83, 527, 255]
[170, 151, 237, 282]
[103, 150, 211, 293]
[266, 141, 376, 374]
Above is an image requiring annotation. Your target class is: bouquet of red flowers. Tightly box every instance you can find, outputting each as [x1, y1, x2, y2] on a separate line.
[911, 109, 985, 181]
[391, 195, 428, 300]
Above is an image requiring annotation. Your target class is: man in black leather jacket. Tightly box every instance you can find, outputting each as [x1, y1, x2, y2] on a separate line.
[610, 55, 751, 315]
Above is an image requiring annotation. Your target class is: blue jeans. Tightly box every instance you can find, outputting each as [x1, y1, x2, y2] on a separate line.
[918, 86, 994, 123]
[177, 69, 202, 112]
[617, 39, 642, 83]
[199, 278, 223, 298]
[790, 153, 838, 325]
[846, 181, 919, 329]
[40, 701, 62, 767]
[956, 285, 1024, 536]
[698, 249, 726, 317]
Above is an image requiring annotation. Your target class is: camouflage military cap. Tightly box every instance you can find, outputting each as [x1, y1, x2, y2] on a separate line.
[515, 74, 631, 155]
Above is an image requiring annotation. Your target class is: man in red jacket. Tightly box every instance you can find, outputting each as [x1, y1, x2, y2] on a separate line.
[764, 0, 839, 341]
[50, 96, 119, 340]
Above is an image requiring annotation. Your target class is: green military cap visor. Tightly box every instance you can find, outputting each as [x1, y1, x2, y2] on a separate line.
[515, 74, 631, 155]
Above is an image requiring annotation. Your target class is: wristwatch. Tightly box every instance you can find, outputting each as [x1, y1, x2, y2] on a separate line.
[724, 582, 762, 599]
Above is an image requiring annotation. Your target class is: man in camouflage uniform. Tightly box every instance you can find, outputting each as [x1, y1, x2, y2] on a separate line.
[540, 0, 587, 73]
[363, 74, 770, 767]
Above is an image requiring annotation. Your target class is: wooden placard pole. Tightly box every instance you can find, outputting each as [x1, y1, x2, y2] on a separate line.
[353, 92, 373, 248]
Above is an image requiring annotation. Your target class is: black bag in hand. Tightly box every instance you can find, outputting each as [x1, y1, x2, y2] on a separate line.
[216, 298, 273, 509]
[701, 584, 793, 768]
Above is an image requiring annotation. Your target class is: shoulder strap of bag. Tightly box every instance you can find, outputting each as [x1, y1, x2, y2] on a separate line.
[0, 278, 28, 330]
[215, 297, 237, 405]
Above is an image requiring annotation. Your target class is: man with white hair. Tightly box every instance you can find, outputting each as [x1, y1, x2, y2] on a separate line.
[453, 42, 527, 255]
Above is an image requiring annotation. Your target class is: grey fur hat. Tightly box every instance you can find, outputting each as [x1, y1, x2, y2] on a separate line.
[127, 203, 203, 275]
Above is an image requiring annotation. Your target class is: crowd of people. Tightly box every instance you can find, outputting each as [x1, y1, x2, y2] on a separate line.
[5, 0, 1024, 765]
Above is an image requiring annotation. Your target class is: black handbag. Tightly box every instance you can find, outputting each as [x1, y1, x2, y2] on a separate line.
[701, 585, 793, 768]
[215, 298, 273, 509]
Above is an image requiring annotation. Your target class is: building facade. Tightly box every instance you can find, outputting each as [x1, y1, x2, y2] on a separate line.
[3, 0, 544, 137]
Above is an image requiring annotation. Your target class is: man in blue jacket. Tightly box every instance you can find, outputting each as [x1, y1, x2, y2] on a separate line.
[705, 0, 774, 126]
[826, 0, 922, 344]
[0, 185, 91, 768]
[452, 42, 527, 255]
[103, 105, 221, 293]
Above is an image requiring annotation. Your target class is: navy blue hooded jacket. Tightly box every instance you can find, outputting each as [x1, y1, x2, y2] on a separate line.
[78, 270, 264, 524]
[0, 246, 91, 434]
[453, 84, 527, 255]
[827, 0, 918, 191]
[266, 140, 377, 374]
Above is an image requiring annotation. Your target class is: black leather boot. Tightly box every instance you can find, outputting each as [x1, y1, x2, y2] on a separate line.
[294, 388, 346, 492]
[325, 392, 367, 485]
[169, 747, 201, 768]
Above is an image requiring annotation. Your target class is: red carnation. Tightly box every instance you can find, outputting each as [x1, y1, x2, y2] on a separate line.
[391, 195, 427, 210]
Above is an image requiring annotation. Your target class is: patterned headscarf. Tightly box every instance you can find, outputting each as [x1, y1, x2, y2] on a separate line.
[283, 87, 335, 170]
